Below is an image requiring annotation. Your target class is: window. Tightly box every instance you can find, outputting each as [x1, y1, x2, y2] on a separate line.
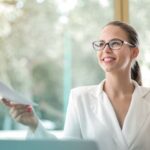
[0, 0, 113, 132]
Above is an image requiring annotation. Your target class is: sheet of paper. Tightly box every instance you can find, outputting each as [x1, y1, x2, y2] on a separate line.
[0, 81, 37, 106]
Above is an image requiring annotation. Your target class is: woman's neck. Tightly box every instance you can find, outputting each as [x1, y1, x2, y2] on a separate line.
[104, 73, 135, 97]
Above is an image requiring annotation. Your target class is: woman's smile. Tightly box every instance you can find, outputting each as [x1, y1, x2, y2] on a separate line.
[102, 56, 116, 63]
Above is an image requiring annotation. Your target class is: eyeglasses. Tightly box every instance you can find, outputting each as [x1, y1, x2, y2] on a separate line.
[92, 38, 135, 51]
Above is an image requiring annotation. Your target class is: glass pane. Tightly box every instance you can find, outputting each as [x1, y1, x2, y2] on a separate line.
[129, 0, 150, 86]
[0, 0, 114, 131]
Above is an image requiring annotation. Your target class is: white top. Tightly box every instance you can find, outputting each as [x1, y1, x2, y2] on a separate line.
[28, 80, 150, 150]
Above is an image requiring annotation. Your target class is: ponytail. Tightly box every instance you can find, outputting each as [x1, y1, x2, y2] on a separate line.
[131, 61, 142, 86]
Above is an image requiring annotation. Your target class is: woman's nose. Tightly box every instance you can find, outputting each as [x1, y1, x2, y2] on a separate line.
[103, 44, 112, 52]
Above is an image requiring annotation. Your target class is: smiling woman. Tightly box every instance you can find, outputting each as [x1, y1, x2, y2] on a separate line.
[95, 21, 140, 83]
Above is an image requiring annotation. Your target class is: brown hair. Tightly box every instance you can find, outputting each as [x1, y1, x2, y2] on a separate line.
[105, 21, 142, 85]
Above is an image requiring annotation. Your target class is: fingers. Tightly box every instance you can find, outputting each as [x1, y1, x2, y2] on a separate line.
[1, 98, 33, 113]
[10, 105, 32, 118]
[1, 98, 37, 129]
[9, 104, 33, 123]
[1, 98, 15, 107]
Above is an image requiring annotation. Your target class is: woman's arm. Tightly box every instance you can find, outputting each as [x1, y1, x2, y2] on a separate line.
[63, 90, 82, 139]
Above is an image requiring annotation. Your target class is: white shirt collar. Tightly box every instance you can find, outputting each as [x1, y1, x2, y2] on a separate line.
[96, 79, 150, 98]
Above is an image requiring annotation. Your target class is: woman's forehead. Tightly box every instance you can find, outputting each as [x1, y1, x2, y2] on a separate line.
[99, 25, 128, 40]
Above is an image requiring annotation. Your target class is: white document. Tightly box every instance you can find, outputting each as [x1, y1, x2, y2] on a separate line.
[0, 81, 37, 106]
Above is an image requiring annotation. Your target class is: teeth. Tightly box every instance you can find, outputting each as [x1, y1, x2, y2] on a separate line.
[103, 57, 114, 62]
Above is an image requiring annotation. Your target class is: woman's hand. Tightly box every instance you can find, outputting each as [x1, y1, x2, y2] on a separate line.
[1, 98, 38, 131]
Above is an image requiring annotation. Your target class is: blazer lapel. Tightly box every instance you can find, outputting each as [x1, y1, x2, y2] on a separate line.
[94, 80, 128, 149]
[122, 83, 150, 147]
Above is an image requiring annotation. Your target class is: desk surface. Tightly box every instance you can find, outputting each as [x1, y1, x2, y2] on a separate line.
[0, 139, 99, 150]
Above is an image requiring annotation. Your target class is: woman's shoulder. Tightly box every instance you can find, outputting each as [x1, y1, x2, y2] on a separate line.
[133, 80, 150, 97]
[136, 85, 150, 99]
[138, 85, 150, 92]
[71, 84, 99, 95]
[70, 80, 105, 98]
[69, 84, 100, 107]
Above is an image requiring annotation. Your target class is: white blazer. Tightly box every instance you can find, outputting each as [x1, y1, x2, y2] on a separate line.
[28, 80, 150, 150]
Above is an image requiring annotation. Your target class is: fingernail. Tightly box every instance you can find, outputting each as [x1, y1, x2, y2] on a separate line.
[27, 106, 32, 112]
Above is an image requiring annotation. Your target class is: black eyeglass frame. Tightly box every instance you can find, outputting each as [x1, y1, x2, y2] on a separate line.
[92, 38, 136, 51]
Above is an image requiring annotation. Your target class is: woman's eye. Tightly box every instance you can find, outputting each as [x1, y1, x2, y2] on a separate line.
[111, 41, 121, 47]
[112, 41, 120, 45]
[99, 42, 105, 47]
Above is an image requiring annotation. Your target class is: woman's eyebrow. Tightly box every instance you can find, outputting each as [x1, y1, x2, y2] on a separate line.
[99, 39, 105, 42]
[99, 38, 123, 42]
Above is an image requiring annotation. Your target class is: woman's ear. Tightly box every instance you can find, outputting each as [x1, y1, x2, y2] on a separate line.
[131, 47, 139, 59]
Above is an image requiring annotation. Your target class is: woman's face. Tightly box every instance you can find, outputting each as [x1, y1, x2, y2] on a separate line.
[97, 25, 137, 74]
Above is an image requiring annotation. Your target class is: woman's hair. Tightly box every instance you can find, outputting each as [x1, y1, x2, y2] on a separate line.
[105, 21, 142, 85]
[131, 61, 142, 86]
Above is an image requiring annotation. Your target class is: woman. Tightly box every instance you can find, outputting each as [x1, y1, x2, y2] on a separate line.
[2, 21, 150, 150]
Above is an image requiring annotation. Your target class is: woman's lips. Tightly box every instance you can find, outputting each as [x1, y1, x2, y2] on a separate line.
[102, 57, 116, 63]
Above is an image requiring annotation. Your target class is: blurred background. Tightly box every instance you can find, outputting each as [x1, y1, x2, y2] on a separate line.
[0, 0, 150, 138]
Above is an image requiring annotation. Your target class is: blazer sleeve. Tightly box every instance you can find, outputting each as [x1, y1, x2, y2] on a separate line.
[26, 120, 56, 139]
[26, 89, 82, 139]
[63, 89, 82, 139]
